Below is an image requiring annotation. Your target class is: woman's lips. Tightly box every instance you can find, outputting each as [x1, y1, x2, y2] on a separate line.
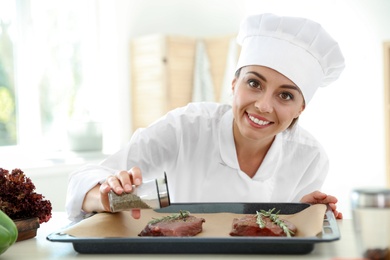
[246, 112, 273, 127]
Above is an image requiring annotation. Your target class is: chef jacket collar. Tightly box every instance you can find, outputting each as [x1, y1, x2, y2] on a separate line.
[219, 109, 282, 181]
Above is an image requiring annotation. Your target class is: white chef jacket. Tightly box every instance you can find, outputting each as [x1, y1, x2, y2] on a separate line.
[66, 102, 329, 222]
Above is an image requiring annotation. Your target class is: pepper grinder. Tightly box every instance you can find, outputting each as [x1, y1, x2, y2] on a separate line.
[108, 172, 170, 212]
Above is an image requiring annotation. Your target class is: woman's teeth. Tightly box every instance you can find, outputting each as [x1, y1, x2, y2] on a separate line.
[248, 115, 270, 126]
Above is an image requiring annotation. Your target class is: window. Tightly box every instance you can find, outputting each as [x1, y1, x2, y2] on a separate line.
[0, 1, 16, 146]
[0, 0, 102, 153]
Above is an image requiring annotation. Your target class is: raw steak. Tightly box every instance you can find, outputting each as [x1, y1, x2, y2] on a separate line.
[138, 215, 205, 237]
[229, 215, 296, 237]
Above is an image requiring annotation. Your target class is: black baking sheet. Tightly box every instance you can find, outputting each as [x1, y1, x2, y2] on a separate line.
[46, 202, 340, 254]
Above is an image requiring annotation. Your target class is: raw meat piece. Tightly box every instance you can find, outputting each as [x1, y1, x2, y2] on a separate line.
[229, 215, 296, 237]
[138, 215, 205, 237]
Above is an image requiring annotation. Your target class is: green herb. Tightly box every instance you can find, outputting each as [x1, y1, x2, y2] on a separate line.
[148, 210, 190, 225]
[255, 208, 295, 237]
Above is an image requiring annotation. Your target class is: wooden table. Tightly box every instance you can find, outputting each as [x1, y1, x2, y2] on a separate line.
[2, 212, 362, 260]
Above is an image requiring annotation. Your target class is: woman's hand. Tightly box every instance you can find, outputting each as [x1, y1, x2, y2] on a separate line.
[300, 190, 343, 219]
[82, 167, 143, 218]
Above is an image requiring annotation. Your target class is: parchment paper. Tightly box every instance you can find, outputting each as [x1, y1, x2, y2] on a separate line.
[62, 204, 326, 238]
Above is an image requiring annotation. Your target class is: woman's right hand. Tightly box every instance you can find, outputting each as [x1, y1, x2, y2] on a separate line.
[82, 166, 143, 218]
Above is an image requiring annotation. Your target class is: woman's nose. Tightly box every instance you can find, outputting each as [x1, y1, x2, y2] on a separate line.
[255, 94, 273, 113]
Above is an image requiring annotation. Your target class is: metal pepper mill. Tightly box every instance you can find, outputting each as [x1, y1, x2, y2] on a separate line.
[108, 172, 170, 212]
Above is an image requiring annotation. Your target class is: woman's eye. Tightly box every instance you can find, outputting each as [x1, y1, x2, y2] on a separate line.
[248, 80, 260, 89]
[280, 92, 294, 100]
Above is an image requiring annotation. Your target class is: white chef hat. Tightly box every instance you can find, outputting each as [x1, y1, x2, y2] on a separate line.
[236, 13, 345, 103]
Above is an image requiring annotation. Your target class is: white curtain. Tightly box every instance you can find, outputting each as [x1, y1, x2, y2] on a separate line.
[219, 37, 238, 104]
[192, 37, 238, 104]
[192, 40, 215, 102]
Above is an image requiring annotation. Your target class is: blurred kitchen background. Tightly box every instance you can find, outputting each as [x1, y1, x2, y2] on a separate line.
[0, 0, 389, 218]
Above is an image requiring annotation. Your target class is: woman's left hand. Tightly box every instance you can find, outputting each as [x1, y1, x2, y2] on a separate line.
[300, 190, 343, 219]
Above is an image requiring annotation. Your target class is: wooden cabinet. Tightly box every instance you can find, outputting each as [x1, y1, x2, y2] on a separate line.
[130, 34, 238, 131]
[130, 34, 196, 131]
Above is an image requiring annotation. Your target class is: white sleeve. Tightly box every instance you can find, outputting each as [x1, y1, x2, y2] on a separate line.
[65, 164, 117, 222]
[65, 126, 146, 222]
[291, 150, 329, 202]
[65, 114, 182, 222]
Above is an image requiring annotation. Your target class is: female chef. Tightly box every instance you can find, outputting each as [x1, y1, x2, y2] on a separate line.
[66, 13, 345, 222]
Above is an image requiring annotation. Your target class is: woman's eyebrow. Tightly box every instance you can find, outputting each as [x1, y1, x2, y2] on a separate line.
[281, 85, 301, 93]
[246, 71, 267, 82]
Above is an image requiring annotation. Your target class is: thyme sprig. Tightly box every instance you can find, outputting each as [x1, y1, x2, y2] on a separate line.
[255, 208, 295, 237]
[148, 210, 190, 224]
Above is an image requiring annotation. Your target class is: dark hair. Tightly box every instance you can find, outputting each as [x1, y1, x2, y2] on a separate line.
[234, 68, 303, 130]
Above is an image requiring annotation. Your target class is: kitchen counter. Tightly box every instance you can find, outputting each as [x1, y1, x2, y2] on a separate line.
[2, 212, 362, 260]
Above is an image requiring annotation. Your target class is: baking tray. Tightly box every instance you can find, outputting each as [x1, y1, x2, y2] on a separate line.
[46, 203, 340, 254]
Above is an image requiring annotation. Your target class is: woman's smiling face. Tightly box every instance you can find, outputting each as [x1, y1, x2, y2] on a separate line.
[232, 65, 305, 144]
